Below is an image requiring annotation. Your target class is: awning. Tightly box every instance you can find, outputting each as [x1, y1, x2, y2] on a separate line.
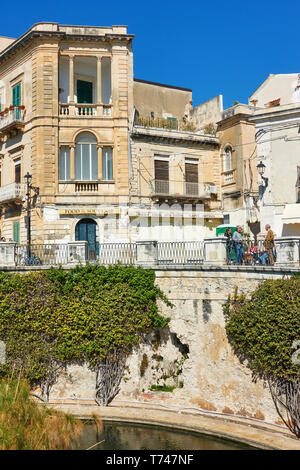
[282, 203, 300, 224]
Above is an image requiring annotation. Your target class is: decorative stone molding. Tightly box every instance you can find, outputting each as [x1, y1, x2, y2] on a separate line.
[275, 237, 300, 267]
[135, 240, 158, 266]
[68, 241, 88, 264]
[0, 242, 16, 267]
[203, 237, 227, 265]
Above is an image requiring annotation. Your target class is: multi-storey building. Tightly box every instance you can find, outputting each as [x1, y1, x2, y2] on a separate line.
[0, 22, 134, 257]
[0, 22, 223, 255]
[129, 79, 222, 241]
[216, 103, 260, 237]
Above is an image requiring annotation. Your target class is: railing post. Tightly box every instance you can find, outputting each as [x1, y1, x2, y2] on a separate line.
[203, 237, 227, 265]
[68, 241, 88, 264]
[274, 237, 300, 267]
[135, 241, 158, 267]
[0, 242, 16, 267]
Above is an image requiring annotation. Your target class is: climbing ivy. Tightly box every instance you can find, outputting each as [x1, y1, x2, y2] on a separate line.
[0, 265, 171, 403]
[223, 278, 300, 437]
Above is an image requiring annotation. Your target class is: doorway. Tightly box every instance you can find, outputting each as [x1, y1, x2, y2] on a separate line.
[75, 218, 98, 260]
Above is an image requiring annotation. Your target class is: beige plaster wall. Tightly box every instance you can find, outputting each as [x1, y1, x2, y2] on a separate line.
[133, 79, 192, 121]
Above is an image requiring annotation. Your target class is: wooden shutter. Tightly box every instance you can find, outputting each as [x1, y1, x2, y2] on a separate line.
[185, 163, 198, 183]
[12, 83, 21, 106]
[155, 160, 169, 181]
[13, 221, 20, 243]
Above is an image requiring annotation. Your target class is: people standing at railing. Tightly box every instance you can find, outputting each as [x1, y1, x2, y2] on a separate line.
[264, 224, 275, 265]
[224, 228, 234, 264]
[232, 225, 244, 265]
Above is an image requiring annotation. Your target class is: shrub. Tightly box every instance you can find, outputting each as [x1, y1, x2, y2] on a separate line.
[0, 265, 171, 405]
[224, 279, 300, 437]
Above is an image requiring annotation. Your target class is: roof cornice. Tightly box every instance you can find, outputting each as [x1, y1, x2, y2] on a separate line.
[0, 25, 134, 63]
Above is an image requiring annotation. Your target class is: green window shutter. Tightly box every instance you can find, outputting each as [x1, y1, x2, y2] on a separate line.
[166, 117, 178, 129]
[12, 83, 21, 106]
[13, 221, 20, 243]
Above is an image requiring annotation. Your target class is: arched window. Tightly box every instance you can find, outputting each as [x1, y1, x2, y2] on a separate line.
[223, 146, 233, 172]
[75, 132, 98, 181]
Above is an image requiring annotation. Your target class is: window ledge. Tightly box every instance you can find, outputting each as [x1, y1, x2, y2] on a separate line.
[58, 180, 115, 184]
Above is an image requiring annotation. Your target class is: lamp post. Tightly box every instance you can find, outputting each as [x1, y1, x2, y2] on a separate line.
[24, 172, 39, 259]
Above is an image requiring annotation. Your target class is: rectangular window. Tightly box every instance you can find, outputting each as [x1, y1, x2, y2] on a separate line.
[14, 160, 21, 184]
[59, 147, 70, 181]
[102, 147, 113, 180]
[13, 221, 20, 243]
[223, 214, 230, 224]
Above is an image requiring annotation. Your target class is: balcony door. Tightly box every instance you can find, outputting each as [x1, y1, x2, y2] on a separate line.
[77, 79, 93, 104]
[75, 218, 98, 260]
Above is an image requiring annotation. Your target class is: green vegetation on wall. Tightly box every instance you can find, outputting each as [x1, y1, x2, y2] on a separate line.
[223, 279, 300, 437]
[0, 265, 171, 405]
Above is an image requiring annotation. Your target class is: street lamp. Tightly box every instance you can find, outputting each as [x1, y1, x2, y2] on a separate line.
[257, 160, 266, 176]
[257, 160, 268, 199]
[24, 172, 39, 259]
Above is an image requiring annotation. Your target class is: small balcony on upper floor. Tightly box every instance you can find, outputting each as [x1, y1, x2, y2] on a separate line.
[150, 179, 218, 203]
[59, 55, 112, 118]
[0, 106, 25, 137]
[0, 183, 25, 205]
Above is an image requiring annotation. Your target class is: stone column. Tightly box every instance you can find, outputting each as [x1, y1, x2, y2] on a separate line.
[68, 241, 88, 264]
[135, 241, 158, 266]
[69, 55, 74, 102]
[203, 237, 227, 265]
[97, 57, 102, 116]
[69, 55, 75, 116]
[0, 242, 16, 267]
[274, 237, 300, 267]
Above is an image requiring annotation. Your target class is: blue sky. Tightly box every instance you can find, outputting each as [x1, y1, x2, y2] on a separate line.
[1, 0, 299, 109]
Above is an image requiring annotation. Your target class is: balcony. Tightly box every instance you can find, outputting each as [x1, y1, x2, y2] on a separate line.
[222, 170, 235, 186]
[0, 106, 25, 136]
[151, 180, 216, 201]
[0, 183, 25, 205]
[59, 103, 112, 117]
